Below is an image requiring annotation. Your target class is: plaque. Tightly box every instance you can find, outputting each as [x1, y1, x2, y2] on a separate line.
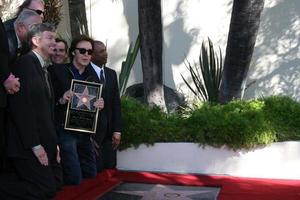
[64, 79, 103, 133]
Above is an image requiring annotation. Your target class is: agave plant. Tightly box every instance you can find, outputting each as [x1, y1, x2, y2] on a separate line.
[119, 34, 140, 96]
[181, 38, 223, 103]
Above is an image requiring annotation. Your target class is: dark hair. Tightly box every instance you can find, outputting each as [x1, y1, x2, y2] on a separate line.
[55, 38, 68, 51]
[16, 0, 44, 16]
[93, 40, 105, 46]
[27, 22, 55, 48]
[69, 35, 94, 60]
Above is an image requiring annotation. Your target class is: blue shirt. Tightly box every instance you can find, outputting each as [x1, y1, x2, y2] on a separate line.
[70, 64, 89, 81]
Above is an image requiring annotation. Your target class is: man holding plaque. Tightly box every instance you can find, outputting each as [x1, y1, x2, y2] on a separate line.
[91, 41, 122, 172]
[49, 35, 104, 185]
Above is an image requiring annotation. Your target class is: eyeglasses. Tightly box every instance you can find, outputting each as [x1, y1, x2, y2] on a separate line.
[75, 48, 93, 55]
[27, 8, 44, 15]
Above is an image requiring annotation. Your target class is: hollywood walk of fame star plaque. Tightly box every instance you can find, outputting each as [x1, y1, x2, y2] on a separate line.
[64, 79, 103, 133]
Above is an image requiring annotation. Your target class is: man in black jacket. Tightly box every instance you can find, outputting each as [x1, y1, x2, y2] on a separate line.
[91, 40, 122, 172]
[0, 9, 41, 174]
[49, 35, 104, 185]
[0, 23, 62, 200]
[5, 9, 42, 64]
[0, 17, 20, 172]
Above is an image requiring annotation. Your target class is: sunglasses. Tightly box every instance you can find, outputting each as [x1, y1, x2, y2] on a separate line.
[27, 8, 44, 15]
[75, 48, 93, 55]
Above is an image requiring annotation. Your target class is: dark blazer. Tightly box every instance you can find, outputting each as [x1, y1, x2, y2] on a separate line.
[7, 51, 57, 159]
[0, 18, 11, 108]
[4, 18, 29, 64]
[48, 63, 101, 126]
[100, 66, 122, 139]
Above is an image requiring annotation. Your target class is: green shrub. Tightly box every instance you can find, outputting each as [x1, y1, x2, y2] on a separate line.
[120, 96, 299, 150]
[263, 96, 300, 141]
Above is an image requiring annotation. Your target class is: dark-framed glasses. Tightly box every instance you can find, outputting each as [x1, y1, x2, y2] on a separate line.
[27, 8, 44, 15]
[75, 48, 93, 55]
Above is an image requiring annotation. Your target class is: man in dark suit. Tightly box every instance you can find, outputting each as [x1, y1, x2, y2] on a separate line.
[0, 23, 62, 199]
[1, 9, 41, 173]
[0, 17, 20, 172]
[91, 40, 122, 172]
[3, 0, 45, 48]
[4, 9, 42, 64]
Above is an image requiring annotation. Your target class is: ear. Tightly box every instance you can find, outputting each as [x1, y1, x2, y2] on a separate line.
[15, 22, 24, 34]
[31, 36, 40, 47]
[72, 51, 75, 56]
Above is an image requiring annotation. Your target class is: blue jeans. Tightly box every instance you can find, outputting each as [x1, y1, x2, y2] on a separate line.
[57, 127, 96, 185]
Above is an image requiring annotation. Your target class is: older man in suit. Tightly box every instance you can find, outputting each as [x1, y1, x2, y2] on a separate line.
[5, 9, 42, 63]
[0, 17, 20, 172]
[91, 40, 122, 172]
[0, 23, 62, 200]
[3, 0, 45, 41]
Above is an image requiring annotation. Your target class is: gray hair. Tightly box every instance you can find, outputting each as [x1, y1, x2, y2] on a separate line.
[16, 0, 45, 16]
[14, 9, 40, 28]
[27, 23, 56, 48]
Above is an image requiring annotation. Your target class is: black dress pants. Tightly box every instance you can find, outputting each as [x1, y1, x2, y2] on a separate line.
[0, 153, 62, 200]
[0, 108, 5, 173]
[96, 138, 117, 172]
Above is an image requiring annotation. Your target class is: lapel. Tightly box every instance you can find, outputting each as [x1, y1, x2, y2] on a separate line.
[86, 63, 101, 83]
[29, 51, 44, 78]
[29, 52, 53, 98]
[88, 64, 108, 99]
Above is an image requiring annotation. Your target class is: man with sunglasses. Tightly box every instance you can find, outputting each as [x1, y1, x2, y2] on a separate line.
[4, 0, 44, 27]
[49, 35, 104, 185]
[50, 38, 68, 64]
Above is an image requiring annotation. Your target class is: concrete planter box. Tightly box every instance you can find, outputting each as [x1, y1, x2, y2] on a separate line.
[117, 142, 300, 180]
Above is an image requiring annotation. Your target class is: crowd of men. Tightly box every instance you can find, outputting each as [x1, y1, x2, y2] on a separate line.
[0, 0, 122, 199]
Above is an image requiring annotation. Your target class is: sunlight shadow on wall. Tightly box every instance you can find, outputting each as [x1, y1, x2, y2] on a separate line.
[244, 0, 300, 100]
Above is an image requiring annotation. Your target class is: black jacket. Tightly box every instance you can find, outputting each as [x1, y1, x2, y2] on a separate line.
[0, 18, 11, 107]
[49, 63, 121, 141]
[7, 51, 57, 159]
[4, 18, 30, 64]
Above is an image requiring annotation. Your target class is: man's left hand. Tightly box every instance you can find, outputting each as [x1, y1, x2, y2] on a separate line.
[94, 98, 104, 110]
[112, 132, 121, 150]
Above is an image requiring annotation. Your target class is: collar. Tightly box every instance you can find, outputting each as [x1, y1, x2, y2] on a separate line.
[32, 50, 46, 68]
[91, 62, 105, 79]
[16, 32, 22, 49]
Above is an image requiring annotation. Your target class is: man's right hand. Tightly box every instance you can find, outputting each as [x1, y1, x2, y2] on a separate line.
[32, 145, 49, 166]
[3, 74, 20, 94]
[60, 90, 73, 104]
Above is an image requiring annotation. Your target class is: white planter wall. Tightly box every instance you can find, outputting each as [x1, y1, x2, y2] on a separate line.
[117, 142, 300, 180]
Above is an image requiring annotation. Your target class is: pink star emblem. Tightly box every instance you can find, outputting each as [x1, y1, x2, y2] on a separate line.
[74, 86, 96, 110]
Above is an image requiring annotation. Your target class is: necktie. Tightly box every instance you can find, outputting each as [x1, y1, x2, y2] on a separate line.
[42, 66, 52, 98]
[100, 69, 105, 84]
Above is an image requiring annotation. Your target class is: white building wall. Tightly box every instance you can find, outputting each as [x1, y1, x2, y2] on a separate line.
[244, 0, 300, 100]
[3, 0, 299, 101]
[85, 0, 300, 101]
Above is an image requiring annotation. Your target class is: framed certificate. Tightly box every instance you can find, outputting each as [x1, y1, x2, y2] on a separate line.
[64, 79, 103, 133]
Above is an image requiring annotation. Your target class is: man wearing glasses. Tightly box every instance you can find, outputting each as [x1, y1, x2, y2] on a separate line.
[49, 35, 104, 185]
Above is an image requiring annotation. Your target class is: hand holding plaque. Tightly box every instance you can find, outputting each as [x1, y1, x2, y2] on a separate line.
[64, 79, 103, 133]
